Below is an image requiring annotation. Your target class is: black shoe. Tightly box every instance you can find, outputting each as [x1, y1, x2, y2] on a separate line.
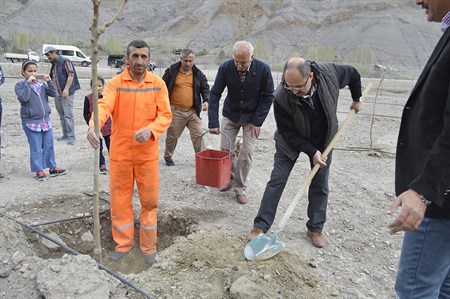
[144, 252, 157, 265]
[110, 250, 128, 262]
[165, 159, 175, 166]
[49, 167, 67, 177]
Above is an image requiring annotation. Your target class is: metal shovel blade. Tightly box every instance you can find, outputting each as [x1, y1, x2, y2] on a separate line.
[244, 230, 286, 261]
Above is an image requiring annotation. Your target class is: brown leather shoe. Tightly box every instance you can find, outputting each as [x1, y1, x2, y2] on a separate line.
[247, 227, 264, 240]
[307, 230, 325, 248]
[236, 194, 248, 204]
[219, 180, 233, 191]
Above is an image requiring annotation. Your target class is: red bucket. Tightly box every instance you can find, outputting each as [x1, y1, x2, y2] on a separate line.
[195, 132, 232, 188]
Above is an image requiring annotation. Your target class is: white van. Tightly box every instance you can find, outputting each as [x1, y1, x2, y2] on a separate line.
[42, 44, 92, 67]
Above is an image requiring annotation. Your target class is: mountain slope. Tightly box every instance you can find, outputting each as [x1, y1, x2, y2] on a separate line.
[0, 0, 442, 73]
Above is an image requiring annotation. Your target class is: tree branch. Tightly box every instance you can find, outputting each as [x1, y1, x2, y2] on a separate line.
[99, 0, 128, 34]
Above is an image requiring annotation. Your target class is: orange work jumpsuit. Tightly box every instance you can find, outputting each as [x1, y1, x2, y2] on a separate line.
[90, 67, 172, 255]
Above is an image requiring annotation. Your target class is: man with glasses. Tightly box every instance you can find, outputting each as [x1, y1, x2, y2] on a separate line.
[208, 41, 274, 204]
[247, 57, 363, 248]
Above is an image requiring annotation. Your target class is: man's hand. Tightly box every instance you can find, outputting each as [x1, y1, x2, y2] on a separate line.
[209, 128, 219, 135]
[387, 189, 427, 234]
[87, 127, 100, 148]
[351, 100, 364, 113]
[312, 150, 327, 168]
[134, 127, 152, 143]
[249, 124, 261, 139]
[202, 102, 208, 111]
[62, 89, 69, 98]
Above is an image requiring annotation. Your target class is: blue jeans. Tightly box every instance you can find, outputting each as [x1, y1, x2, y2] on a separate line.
[253, 144, 332, 232]
[22, 123, 57, 172]
[396, 217, 450, 299]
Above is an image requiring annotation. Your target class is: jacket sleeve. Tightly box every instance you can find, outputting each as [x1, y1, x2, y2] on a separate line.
[200, 71, 210, 103]
[45, 80, 57, 97]
[409, 88, 450, 205]
[251, 64, 274, 127]
[83, 97, 90, 125]
[147, 79, 172, 141]
[333, 64, 362, 100]
[0, 66, 4, 86]
[15, 81, 32, 103]
[208, 64, 227, 128]
[162, 68, 171, 86]
[274, 100, 317, 158]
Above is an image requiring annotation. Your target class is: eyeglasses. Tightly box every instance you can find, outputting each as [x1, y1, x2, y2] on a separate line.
[283, 76, 310, 93]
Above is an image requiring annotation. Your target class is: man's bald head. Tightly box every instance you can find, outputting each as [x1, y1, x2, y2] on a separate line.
[284, 57, 311, 77]
[282, 57, 313, 97]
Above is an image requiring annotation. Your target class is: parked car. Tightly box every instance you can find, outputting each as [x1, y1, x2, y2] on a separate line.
[116, 57, 157, 71]
[107, 54, 124, 68]
[4, 50, 40, 63]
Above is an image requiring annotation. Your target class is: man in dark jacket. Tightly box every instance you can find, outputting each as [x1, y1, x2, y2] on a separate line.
[162, 49, 210, 166]
[45, 46, 80, 145]
[247, 57, 363, 248]
[208, 41, 274, 204]
[387, 0, 450, 297]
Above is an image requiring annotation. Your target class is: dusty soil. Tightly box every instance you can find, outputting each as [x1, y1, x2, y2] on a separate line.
[0, 62, 409, 298]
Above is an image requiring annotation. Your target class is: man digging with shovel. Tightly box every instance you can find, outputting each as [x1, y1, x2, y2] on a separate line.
[247, 57, 363, 248]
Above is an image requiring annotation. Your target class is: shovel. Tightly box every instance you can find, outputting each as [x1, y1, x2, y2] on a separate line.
[244, 83, 372, 261]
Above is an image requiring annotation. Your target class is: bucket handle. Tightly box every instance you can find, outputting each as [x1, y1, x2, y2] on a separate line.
[201, 130, 232, 159]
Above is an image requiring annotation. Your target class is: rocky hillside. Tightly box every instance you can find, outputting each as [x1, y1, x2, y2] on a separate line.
[0, 0, 442, 74]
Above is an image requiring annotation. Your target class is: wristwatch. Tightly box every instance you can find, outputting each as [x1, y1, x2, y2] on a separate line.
[419, 194, 432, 205]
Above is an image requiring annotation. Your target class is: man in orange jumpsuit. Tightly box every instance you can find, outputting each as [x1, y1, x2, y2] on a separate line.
[87, 40, 172, 265]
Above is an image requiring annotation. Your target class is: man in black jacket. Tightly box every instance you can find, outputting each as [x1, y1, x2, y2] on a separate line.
[162, 49, 210, 166]
[248, 57, 363, 248]
[387, 0, 450, 297]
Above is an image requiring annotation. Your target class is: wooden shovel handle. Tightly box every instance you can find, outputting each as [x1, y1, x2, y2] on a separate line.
[277, 83, 372, 231]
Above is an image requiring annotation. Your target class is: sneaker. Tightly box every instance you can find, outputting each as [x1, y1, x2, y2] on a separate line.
[99, 164, 108, 174]
[49, 167, 67, 177]
[56, 135, 68, 141]
[165, 158, 175, 166]
[236, 194, 248, 204]
[144, 252, 157, 265]
[307, 230, 325, 248]
[35, 171, 47, 181]
[67, 139, 76, 145]
[247, 227, 264, 241]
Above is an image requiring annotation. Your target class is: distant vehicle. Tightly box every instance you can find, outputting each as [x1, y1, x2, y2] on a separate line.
[4, 50, 40, 63]
[42, 44, 92, 67]
[115, 56, 157, 71]
[107, 54, 124, 68]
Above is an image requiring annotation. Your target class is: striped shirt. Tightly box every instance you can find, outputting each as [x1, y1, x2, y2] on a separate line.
[442, 11, 450, 32]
